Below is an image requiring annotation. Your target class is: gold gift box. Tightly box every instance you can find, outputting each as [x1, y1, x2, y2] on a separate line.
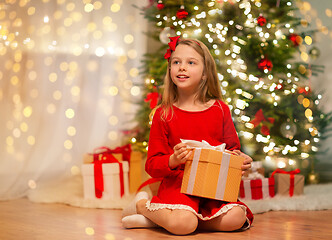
[129, 151, 143, 193]
[181, 148, 244, 202]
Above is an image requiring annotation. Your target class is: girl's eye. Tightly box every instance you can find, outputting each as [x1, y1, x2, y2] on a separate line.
[189, 61, 195, 65]
[172, 60, 179, 65]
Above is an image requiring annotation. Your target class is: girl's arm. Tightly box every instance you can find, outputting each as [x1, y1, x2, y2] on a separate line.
[145, 109, 175, 178]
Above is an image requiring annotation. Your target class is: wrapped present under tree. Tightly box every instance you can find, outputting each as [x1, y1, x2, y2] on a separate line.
[83, 144, 143, 193]
[272, 169, 304, 197]
[239, 178, 275, 200]
[81, 151, 129, 200]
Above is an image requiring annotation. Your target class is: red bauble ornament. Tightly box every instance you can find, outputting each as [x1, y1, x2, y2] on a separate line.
[257, 15, 266, 26]
[176, 6, 188, 19]
[298, 86, 311, 95]
[258, 58, 273, 72]
[157, 3, 164, 10]
[288, 33, 301, 46]
[157, 0, 164, 10]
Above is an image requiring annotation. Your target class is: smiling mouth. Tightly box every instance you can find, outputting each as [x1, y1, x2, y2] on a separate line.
[177, 75, 189, 80]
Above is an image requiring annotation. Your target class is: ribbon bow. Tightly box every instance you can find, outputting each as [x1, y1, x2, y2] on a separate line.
[164, 36, 181, 61]
[242, 171, 265, 180]
[271, 168, 301, 197]
[250, 109, 275, 136]
[93, 144, 132, 162]
[251, 161, 263, 171]
[181, 139, 227, 152]
[271, 168, 301, 177]
[145, 92, 160, 109]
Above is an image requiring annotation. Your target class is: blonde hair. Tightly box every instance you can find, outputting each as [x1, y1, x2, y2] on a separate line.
[160, 38, 222, 120]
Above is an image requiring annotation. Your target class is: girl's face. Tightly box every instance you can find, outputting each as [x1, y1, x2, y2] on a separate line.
[170, 44, 205, 96]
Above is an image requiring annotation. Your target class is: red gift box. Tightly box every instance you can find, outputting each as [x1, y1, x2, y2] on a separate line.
[239, 178, 275, 200]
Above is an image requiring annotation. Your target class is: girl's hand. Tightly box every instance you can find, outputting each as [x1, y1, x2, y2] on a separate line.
[233, 150, 253, 175]
[169, 142, 192, 169]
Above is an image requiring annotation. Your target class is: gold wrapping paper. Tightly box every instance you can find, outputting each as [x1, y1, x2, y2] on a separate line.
[129, 151, 143, 193]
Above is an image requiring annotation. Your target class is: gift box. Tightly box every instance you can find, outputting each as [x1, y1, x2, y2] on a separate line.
[272, 169, 304, 196]
[239, 178, 275, 200]
[83, 145, 143, 193]
[128, 151, 143, 193]
[180, 140, 244, 202]
[81, 160, 129, 200]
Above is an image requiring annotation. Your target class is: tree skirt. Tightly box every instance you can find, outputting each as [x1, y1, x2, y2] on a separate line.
[27, 175, 332, 214]
[243, 183, 332, 214]
[27, 175, 134, 210]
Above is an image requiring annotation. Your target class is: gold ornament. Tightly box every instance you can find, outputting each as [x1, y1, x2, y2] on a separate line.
[307, 171, 319, 184]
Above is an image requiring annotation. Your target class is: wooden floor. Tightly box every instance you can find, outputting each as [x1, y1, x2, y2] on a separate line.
[1, 198, 332, 240]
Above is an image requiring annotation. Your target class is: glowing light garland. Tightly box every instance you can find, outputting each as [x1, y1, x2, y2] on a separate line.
[142, 0, 332, 172]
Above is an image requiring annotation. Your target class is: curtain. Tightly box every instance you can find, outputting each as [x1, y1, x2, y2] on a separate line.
[0, 0, 148, 200]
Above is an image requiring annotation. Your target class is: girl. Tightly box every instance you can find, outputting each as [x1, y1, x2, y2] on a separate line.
[122, 37, 254, 235]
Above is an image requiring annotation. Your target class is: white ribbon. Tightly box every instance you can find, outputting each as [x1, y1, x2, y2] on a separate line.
[243, 180, 252, 199]
[186, 148, 201, 195]
[215, 153, 230, 199]
[261, 178, 270, 199]
[180, 139, 226, 152]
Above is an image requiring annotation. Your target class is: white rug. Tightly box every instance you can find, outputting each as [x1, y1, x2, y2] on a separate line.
[244, 183, 332, 214]
[27, 175, 332, 214]
[28, 175, 134, 210]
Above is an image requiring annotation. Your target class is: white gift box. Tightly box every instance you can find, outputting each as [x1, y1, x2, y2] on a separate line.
[81, 161, 129, 200]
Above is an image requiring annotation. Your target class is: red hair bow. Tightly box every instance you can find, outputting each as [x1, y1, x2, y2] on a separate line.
[164, 36, 180, 61]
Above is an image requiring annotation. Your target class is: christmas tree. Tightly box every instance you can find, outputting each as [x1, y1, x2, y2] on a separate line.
[130, 0, 331, 181]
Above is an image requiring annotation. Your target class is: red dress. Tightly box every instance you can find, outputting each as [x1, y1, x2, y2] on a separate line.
[146, 100, 253, 229]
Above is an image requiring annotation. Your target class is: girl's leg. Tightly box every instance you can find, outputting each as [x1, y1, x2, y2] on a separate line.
[137, 199, 198, 235]
[198, 206, 247, 232]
